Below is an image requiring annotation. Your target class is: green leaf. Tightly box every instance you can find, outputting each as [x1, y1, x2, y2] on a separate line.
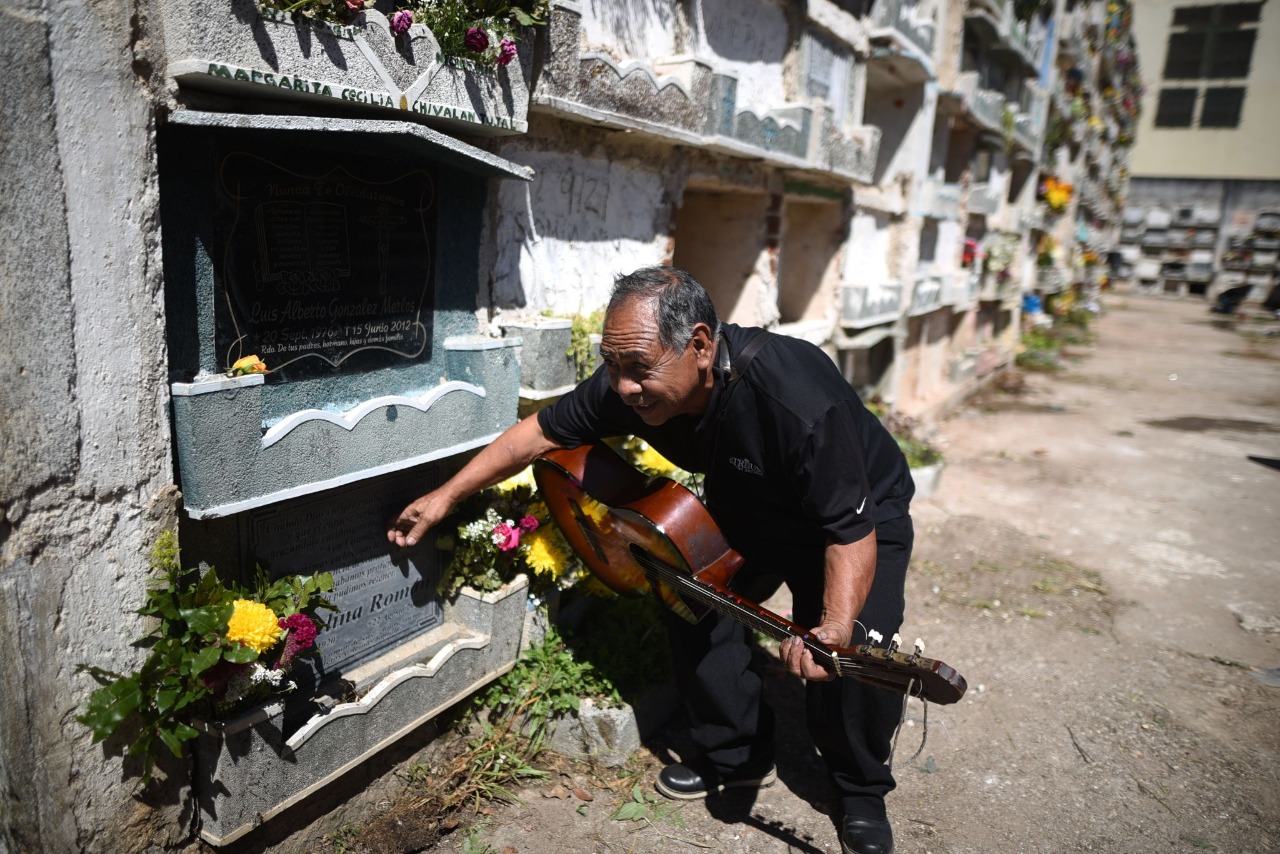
[191, 644, 223, 676]
[222, 643, 258, 664]
[611, 802, 648, 822]
[156, 686, 180, 715]
[77, 677, 144, 742]
[181, 604, 229, 637]
[156, 726, 187, 758]
[511, 8, 534, 25]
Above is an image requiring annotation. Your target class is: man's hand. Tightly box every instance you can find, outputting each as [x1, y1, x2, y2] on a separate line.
[387, 490, 455, 549]
[779, 535, 877, 681]
[386, 415, 562, 550]
[779, 620, 849, 682]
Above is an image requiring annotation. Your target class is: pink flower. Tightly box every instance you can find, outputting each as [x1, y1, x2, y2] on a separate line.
[493, 521, 520, 551]
[275, 613, 319, 670]
[390, 10, 414, 36]
[497, 38, 518, 66]
[518, 515, 539, 533]
[465, 26, 490, 53]
[344, 0, 365, 12]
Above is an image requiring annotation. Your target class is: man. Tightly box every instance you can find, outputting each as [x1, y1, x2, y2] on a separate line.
[389, 266, 914, 854]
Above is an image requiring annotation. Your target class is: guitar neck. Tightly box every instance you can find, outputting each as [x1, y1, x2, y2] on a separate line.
[632, 549, 839, 669]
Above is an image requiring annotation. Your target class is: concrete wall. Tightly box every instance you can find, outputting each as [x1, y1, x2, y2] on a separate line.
[693, 0, 792, 114]
[672, 188, 773, 325]
[846, 210, 894, 285]
[579, 0, 685, 60]
[1, 0, 181, 850]
[490, 122, 674, 317]
[778, 198, 844, 323]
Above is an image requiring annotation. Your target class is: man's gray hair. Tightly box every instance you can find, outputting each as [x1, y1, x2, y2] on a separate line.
[609, 266, 720, 351]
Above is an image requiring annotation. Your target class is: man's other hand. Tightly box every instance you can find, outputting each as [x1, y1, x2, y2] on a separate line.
[780, 620, 848, 682]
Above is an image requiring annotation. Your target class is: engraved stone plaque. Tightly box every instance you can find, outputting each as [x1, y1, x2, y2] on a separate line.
[244, 467, 442, 685]
[214, 148, 437, 380]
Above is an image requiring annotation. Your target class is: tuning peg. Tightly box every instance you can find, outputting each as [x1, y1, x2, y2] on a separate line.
[868, 629, 884, 645]
[911, 637, 931, 665]
[889, 632, 902, 652]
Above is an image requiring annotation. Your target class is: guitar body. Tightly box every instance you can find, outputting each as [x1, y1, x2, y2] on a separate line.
[533, 444, 968, 705]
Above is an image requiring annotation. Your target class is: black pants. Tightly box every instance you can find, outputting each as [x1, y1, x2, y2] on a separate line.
[661, 514, 913, 822]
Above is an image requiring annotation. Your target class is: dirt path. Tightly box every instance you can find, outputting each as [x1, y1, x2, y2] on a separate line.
[303, 293, 1280, 854]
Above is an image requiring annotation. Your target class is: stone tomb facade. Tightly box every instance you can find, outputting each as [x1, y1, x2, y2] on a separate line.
[158, 109, 533, 844]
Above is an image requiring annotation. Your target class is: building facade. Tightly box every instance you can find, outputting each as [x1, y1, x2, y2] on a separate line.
[1118, 0, 1280, 300]
[482, 0, 1142, 419]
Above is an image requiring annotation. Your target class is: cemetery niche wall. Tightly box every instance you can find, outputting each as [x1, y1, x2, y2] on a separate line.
[162, 1, 530, 136]
[156, 104, 533, 846]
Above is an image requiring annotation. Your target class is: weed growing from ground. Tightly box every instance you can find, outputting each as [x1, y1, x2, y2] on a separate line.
[409, 623, 619, 818]
[611, 782, 687, 828]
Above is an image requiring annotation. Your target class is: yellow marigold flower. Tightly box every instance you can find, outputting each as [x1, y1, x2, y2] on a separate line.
[494, 466, 536, 493]
[226, 599, 282, 654]
[578, 495, 612, 525]
[229, 355, 267, 376]
[634, 444, 677, 476]
[523, 528, 569, 577]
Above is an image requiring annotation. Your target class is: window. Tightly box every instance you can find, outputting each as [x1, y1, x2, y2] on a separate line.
[1200, 87, 1246, 127]
[1208, 30, 1256, 78]
[1219, 3, 1262, 25]
[1163, 4, 1261, 80]
[1155, 89, 1197, 127]
[1172, 6, 1212, 26]
[1163, 32, 1207, 78]
[1160, 4, 1260, 128]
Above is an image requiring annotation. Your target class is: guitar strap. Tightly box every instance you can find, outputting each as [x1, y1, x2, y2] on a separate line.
[699, 329, 774, 473]
[724, 329, 774, 397]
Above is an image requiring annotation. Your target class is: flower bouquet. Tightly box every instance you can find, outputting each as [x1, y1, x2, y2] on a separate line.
[436, 468, 582, 599]
[76, 532, 337, 781]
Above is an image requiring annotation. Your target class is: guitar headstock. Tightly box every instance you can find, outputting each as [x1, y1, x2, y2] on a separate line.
[832, 637, 968, 705]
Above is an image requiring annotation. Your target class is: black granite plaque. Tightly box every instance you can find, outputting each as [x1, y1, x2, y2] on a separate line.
[245, 468, 442, 684]
[214, 149, 437, 379]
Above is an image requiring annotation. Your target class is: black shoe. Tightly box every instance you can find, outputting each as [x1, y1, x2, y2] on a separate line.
[654, 762, 777, 800]
[841, 816, 894, 854]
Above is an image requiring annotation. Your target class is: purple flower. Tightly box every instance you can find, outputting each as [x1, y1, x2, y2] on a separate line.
[390, 10, 414, 36]
[497, 38, 518, 66]
[275, 613, 319, 670]
[465, 26, 490, 53]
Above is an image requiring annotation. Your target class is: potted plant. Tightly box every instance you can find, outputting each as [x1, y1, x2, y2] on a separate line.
[867, 402, 945, 500]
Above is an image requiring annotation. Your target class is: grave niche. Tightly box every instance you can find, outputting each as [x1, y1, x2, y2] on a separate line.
[159, 112, 534, 847]
[160, 112, 531, 519]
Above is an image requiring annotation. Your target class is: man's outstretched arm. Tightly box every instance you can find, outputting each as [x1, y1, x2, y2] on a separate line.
[387, 415, 563, 548]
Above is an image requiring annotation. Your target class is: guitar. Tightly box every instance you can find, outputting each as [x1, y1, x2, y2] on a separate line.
[532, 444, 968, 705]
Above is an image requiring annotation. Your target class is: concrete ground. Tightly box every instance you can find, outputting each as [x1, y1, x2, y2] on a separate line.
[283, 292, 1279, 854]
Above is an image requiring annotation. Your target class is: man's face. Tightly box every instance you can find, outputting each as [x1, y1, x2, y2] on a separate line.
[599, 298, 714, 426]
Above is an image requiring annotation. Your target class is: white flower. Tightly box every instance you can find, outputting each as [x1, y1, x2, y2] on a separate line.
[250, 664, 286, 687]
